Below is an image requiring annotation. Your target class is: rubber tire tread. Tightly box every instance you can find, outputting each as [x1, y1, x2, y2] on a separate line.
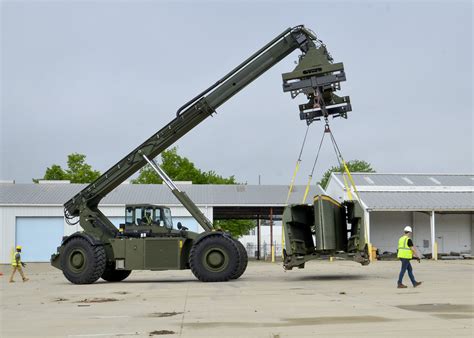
[230, 239, 248, 280]
[189, 234, 240, 282]
[61, 237, 106, 284]
[101, 266, 132, 282]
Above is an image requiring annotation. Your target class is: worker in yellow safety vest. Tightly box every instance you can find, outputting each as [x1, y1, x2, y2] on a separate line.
[397, 226, 422, 288]
[9, 245, 29, 283]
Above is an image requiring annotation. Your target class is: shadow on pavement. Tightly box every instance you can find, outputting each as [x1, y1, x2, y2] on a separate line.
[295, 274, 368, 281]
[106, 278, 199, 284]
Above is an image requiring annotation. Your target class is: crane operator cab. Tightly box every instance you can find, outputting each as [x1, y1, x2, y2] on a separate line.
[119, 204, 182, 237]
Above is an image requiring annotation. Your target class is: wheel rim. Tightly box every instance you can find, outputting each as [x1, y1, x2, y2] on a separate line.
[68, 249, 87, 273]
[202, 247, 229, 272]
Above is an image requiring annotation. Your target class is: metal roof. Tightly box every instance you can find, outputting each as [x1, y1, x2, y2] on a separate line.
[331, 173, 474, 188]
[328, 173, 474, 211]
[359, 191, 473, 211]
[0, 183, 320, 206]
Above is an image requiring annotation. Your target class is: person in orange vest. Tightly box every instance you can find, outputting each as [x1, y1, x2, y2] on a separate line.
[9, 245, 29, 283]
[397, 226, 422, 288]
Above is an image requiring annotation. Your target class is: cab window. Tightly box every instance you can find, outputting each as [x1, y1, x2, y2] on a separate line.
[153, 208, 161, 223]
[135, 208, 143, 225]
[125, 207, 134, 224]
[163, 208, 173, 229]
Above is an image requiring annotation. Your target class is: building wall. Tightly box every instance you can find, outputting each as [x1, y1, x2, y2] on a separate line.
[434, 213, 471, 254]
[0, 206, 66, 264]
[0, 204, 214, 263]
[370, 211, 472, 255]
[370, 211, 412, 254]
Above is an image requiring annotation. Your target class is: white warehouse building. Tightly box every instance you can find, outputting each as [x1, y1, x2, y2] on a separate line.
[0, 182, 314, 263]
[235, 173, 474, 259]
[1, 173, 472, 263]
[325, 173, 474, 258]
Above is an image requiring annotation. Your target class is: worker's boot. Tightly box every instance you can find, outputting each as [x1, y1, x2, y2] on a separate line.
[414, 281, 422, 288]
[22, 277, 29, 282]
[9, 268, 16, 283]
[397, 283, 407, 288]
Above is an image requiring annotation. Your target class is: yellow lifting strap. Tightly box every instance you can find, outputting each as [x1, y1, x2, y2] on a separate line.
[340, 159, 369, 247]
[286, 125, 310, 204]
[301, 175, 313, 204]
[286, 160, 301, 204]
[326, 123, 360, 203]
[330, 135, 369, 247]
[342, 159, 361, 202]
[341, 170, 354, 200]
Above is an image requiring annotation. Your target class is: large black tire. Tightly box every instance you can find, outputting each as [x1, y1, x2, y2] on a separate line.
[60, 237, 106, 284]
[101, 265, 132, 282]
[230, 239, 248, 280]
[189, 234, 240, 282]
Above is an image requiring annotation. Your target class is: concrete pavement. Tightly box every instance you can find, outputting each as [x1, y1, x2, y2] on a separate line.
[1, 260, 473, 337]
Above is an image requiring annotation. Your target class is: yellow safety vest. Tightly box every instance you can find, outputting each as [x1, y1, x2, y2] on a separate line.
[11, 250, 21, 267]
[397, 235, 412, 259]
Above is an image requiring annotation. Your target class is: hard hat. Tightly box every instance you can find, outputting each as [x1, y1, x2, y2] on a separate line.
[404, 226, 413, 233]
[16, 245, 22, 250]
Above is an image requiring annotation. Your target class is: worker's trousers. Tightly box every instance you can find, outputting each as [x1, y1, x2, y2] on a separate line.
[398, 258, 416, 286]
[9, 265, 27, 282]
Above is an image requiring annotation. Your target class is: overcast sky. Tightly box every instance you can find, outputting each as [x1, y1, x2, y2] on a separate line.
[1, 0, 472, 185]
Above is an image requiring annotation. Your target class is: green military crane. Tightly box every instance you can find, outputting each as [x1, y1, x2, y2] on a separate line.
[51, 25, 352, 284]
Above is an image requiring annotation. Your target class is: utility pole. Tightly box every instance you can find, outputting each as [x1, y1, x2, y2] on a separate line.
[256, 215, 261, 260]
[270, 207, 274, 262]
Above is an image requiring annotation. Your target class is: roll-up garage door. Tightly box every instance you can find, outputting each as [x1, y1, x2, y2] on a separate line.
[16, 217, 64, 262]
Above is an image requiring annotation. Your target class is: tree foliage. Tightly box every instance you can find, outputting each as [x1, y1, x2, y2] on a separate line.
[133, 147, 252, 237]
[213, 219, 256, 238]
[318, 160, 375, 189]
[36, 148, 254, 237]
[65, 153, 101, 183]
[43, 164, 68, 181]
[132, 147, 236, 184]
[35, 153, 101, 183]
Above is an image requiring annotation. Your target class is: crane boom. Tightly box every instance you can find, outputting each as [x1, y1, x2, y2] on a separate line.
[64, 25, 351, 242]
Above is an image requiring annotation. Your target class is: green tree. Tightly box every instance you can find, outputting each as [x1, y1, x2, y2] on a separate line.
[214, 219, 256, 238]
[35, 153, 101, 183]
[43, 164, 68, 181]
[318, 160, 375, 189]
[65, 153, 101, 183]
[133, 147, 252, 237]
[131, 165, 162, 184]
[132, 147, 236, 184]
[202, 170, 236, 184]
